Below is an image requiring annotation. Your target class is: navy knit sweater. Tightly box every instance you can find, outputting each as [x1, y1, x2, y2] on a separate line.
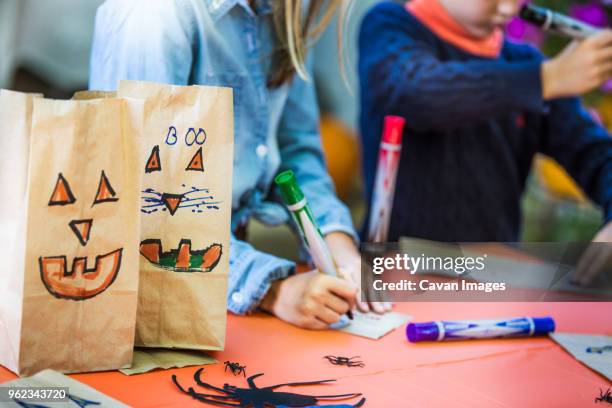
[359, 1, 612, 242]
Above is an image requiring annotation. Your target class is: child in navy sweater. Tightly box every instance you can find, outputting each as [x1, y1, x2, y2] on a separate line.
[359, 0, 612, 285]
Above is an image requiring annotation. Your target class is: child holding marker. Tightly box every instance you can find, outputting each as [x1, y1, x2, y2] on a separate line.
[359, 0, 612, 285]
[90, 0, 391, 330]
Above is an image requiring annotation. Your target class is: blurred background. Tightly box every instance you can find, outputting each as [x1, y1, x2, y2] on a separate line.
[1, 0, 610, 261]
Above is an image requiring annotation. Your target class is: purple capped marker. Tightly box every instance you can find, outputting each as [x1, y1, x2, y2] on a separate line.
[406, 317, 555, 343]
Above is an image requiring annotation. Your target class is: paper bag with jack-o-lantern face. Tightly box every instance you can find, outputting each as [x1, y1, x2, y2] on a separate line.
[0, 91, 144, 375]
[117, 80, 233, 351]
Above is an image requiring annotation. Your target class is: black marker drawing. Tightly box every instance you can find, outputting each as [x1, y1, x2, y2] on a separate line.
[69, 219, 93, 246]
[140, 239, 222, 273]
[186, 147, 204, 172]
[48, 173, 76, 206]
[92, 171, 119, 205]
[145, 145, 162, 173]
[39, 248, 122, 301]
[587, 345, 612, 354]
[14, 394, 101, 408]
[141, 186, 221, 215]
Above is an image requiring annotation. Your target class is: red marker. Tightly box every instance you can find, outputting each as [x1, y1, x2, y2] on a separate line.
[367, 116, 405, 243]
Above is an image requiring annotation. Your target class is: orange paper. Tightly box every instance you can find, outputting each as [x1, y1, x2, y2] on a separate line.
[1, 302, 609, 406]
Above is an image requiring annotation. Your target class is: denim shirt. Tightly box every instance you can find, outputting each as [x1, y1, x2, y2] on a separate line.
[89, 0, 357, 314]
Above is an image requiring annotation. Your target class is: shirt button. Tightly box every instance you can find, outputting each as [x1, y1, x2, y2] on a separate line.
[231, 292, 244, 304]
[210, 0, 223, 10]
[256, 144, 268, 158]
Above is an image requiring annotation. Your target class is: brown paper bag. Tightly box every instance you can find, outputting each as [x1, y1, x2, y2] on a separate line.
[0, 90, 41, 375]
[72, 90, 116, 100]
[117, 80, 233, 350]
[0, 91, 144, 375]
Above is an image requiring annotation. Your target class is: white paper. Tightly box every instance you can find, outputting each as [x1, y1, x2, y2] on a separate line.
[338, 311, 411, 340]
[0, 369, 128, 407]
[551, 332, 612, 381]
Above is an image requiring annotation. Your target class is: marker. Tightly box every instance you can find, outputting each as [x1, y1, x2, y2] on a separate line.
[520, 4, 600, 40]
[406, 317, 555, 342]
[275, 170, 354, 320]
[367, 116, 405, 243]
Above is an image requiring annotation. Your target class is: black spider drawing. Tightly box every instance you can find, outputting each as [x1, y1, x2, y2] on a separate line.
[596, 388, 612, 404]
[225, 361, 247, 377]
[172, 368, 366, 407]
[323, 356, 365, 368]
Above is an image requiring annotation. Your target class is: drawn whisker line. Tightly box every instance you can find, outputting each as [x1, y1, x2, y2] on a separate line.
[142, 189, 162, 196]
[142, 203, 166, 209]
[187, 186, 210, 191]
[141, 200, 222, 210]
[182, 196, 214, 202]
[180, 203, 221, 209]
[179, 200, 222, 207]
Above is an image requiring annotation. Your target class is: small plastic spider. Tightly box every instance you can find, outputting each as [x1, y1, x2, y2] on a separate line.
[596, 388, 612, 404]
[323, 356, 365, 368]
[224, 361, 246, 377]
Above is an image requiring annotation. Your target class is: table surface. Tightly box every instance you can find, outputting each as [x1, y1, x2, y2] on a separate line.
[1, 302, 611, 407]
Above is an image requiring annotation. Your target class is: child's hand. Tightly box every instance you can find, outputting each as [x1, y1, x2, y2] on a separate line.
[542, 30, 612, 99]
[259, 270, 357, 330]
[325, 232, 393, 315]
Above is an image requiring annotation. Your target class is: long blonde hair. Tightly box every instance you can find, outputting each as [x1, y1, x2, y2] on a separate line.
[268, 0, 351, 88]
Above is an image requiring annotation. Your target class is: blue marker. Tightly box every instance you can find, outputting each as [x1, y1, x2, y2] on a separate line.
[407, 317, 555, 342]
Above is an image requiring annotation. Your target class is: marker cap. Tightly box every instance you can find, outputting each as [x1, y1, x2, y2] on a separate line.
[406, 322, 439, 343]
[275, 170, 304, 206]
[382, 116, 406, 145]
[532, 317, 556, 335]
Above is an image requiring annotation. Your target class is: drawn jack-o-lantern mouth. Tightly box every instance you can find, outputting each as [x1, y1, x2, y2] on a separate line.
[39, 249, 122, 301]
[140, 239, 222, 272]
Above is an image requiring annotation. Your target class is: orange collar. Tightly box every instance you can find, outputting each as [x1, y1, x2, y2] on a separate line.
[406, 0, 503, 58]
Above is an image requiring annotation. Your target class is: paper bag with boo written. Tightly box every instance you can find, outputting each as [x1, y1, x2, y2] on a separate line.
[117, 80, 233, 350]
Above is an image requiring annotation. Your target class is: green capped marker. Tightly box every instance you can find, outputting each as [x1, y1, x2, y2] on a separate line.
[275, 170, 353, 320]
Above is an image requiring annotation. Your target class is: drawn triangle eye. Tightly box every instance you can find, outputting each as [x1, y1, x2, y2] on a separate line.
[48, 173, 76, 206]
[145, 145, 161, 173]
[186, 147, 204, 172]
[93, 170, 119, 205]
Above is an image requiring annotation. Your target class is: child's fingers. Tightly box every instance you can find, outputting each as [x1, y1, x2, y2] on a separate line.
[324, 275, 358, 302]
[370, 302, 387, 314]
[595, 48, 612, 64]
[324, 293, 351, 315]
[305, 318, 329, 330]
[316, 307, 342, 325]
[590, 30, 612, 47]
[357, 300, 370, 313]
[336, 266, 355, 283]
[599, 63, 612, 81]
